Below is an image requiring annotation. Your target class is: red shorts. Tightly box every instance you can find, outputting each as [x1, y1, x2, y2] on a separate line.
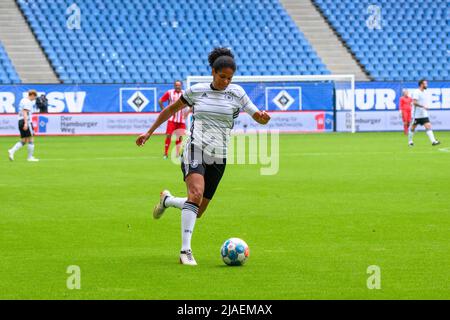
[402, 110, 411, 123]
[166, 121, 186, 135]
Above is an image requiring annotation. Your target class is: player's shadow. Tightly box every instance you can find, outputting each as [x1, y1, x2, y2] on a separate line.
[214, 264, 247, 268]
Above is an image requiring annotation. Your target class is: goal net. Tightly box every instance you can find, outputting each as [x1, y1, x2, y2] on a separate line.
[186, 75, 356, 133]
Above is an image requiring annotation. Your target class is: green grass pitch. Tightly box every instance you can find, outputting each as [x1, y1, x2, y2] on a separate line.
[0, 132, 449, 299]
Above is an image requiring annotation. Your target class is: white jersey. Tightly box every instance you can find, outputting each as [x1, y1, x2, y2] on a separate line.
[411, 89, 429, 119]
[18, 98, 35, 123]
[182, 83, 259, 158]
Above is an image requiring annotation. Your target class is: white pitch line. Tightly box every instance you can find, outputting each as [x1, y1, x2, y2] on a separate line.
[288, 151, 440, 156]
[0, 156, 162, 162]
[42, 156, 162, 161]
[438, 147, 450, 153]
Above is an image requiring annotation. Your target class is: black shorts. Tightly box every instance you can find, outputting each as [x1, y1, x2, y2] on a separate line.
[18, 120, 34, 138]
[181, 143, 226, 200]
[413, 118, 430, 126]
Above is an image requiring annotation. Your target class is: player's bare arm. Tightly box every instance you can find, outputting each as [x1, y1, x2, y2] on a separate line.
[23, 109, 29, 130]
[158, 98, 165, 110]
[136, 98, 186, 146]
[253, 110, 271, 124]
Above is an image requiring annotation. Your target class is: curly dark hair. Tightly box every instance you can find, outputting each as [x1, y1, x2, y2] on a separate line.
[208, 47, 236, 71]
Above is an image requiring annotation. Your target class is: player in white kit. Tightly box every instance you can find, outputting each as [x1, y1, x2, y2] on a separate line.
[8, 90, 39, 162]
[408, 79, 440, 146]
[136, 48, 271, 265]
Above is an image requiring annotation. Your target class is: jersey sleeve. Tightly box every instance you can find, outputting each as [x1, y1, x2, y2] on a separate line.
[20, 99, 33, 111]
[181, 87, 195, 106]
[239, 90, 259, 116]
[160, 91, 170, 103]
[411, 90, 419, 101]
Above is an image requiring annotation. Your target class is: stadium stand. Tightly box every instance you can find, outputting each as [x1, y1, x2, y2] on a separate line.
[16, 0, 329, 84]
[0, 41, 21, 84]
[313, 0, 449, 81]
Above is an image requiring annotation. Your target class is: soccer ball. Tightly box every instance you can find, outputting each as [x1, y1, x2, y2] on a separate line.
[220, 238, 250, 266]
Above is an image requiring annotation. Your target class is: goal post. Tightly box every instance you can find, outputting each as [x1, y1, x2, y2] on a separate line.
[186, 74, 356, 133]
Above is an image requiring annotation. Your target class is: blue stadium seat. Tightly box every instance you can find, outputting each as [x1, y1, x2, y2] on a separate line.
[17, 0, 328, 83]
[313, 0, 447, 81]
[0, 42, 20, 84]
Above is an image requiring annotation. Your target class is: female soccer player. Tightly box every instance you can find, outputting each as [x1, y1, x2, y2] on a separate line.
[136, 47, 271, 265]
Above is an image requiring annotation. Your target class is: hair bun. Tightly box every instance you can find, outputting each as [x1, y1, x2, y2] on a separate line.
[208, 47, 234, 68]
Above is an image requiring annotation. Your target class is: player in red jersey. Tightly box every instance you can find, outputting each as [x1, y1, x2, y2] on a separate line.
[399, 89, 413, 135]
[158, 80, 188, 159]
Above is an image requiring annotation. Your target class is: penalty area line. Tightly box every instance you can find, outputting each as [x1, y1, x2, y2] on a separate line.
[42, 156, 162, 161]
[289, 151, 438, 156]
[0, 156, 161, 162]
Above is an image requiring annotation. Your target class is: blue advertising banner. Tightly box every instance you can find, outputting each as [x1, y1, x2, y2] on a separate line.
[337, 81, 450, 111]
[0, 84, 173, 113]
[0, 82, 449, 125]
[0, 82, 336, 113]
[239, 81, 334, 111]
[335, 81, 450, 131]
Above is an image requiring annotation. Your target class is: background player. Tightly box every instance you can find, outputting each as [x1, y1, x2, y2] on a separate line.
[136, 48, 271, 266]
[158, 80, 187, 159]
[399, 89, 412, 135]
[408, 79, 440, 146]
[8, 90, 39, 162]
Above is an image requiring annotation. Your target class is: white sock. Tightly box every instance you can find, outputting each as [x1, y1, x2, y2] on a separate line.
[10, 141, 24, 153]
[164, 196, 187, 209]
[27, 143, 35, 159]
[426, 129, 436, 143]
[181, 201, 199, 251]
[408, 130, 415, 143]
